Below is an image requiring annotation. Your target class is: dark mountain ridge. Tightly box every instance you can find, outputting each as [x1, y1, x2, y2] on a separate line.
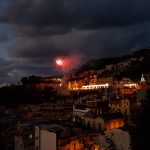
[76, 48, 150, 76]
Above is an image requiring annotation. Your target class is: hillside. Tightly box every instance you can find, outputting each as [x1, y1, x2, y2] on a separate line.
[76, 48, 150, 80]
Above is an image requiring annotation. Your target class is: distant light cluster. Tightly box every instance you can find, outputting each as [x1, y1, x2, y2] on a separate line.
[82, 83, 109, 89]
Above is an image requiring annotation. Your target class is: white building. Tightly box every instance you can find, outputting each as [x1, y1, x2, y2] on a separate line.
[35, 125, 58, 150]
[105, 64, 117, 71]
[73, 105, 90, 119]
[14, 135, 24, 150]
[106, 129, 131, 150]
[81, 83, 109, 90]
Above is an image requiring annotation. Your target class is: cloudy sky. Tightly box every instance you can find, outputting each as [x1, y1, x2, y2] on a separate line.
[0, 0, 150, 84]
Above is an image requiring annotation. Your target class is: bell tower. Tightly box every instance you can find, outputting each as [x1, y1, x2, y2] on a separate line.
[141, 74, 145, 82]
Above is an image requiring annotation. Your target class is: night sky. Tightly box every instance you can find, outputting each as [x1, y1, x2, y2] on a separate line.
[0, 0, 150, 84]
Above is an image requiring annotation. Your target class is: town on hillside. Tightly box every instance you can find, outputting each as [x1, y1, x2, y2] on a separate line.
[0, 48, 150, 150]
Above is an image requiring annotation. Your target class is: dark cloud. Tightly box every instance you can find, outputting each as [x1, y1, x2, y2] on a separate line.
[7, 22, 150, 60]
[0, 33, 8, 41]
[80, 22, 150, 57]
[8, 37, 71, 58]
[0, 58, 16, 83]
[0, 0, 10, 15]
[0, 57, 12, 67]
[14, 25, 71, 37]
[0, 57, 58, 84]
[1, 0, 150, 36]
[1, 0, 72, 36]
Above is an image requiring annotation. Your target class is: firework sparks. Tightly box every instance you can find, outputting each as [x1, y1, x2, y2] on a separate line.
[56, 58, 64, 66]
[54, 53, 84, 73]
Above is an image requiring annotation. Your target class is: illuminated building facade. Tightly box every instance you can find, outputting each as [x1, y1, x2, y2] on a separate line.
[81, 83, 109, 90]
[109, 99, 130, 116]
[84, 112, 124, 131]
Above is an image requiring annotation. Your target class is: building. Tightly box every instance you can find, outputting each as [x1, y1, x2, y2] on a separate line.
[35, 124, 84, 150]
[109, 99, 130, 116]
[117, 61, 130, 71]
[120, 88, 136, 95]
[84, 112, 124, 131]
[105, 64, 117, 71]
[106, 129, 131, 150]
[34, 76, 62, 90]
[73, 105, 90, 121]
[14, 122, 34, 150]
[98, 76, 114, 85]
[35, 125, 57, 150]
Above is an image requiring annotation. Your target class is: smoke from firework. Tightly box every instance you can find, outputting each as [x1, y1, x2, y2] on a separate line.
[55, 52, 85, 73]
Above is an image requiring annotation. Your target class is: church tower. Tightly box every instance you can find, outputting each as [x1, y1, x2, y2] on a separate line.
[141, 74, 146, 82]
[140, 74, 147, 89]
